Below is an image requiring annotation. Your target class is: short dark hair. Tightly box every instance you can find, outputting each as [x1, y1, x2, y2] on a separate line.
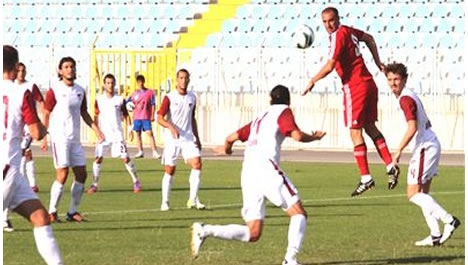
[57, 57, 76, 79]
[270, 85, 290, 105]
[322, 6, 339, 17]
[177, 68, 190, 77]
[18, 62, 26, 69]
[104, 73, 115, 83]
[384, 62, 408, 79]
[3, 45, 19, 73]
[136, 74, 145, 82]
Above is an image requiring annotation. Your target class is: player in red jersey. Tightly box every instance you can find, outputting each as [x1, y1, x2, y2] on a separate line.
[384, 62, 460, 246]
[2, 45, 64, 264]
[191, 85, 326, 265]
[302, 7, 399, 196]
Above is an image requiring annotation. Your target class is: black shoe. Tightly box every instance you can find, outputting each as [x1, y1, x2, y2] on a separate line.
[3, 219, 14, 232]
[387, 165, 400, 190]
[351, 179, 375, 197]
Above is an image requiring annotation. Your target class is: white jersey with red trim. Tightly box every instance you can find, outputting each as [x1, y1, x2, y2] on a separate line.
[242, 104, 299, 166]
[16, 80, 43, 135]
[45, 81, 86, 143]
[398, 88, 438, 150]
[158, 90, 197, 143]
[1, 80, 40, 168]
[95, 94, 126, 142]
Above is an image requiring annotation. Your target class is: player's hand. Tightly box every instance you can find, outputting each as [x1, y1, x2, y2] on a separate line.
[312, 130, 326, 140]
[40, 139, 48, 152]
[128, 130, 134, 141]
[213, 145, 232, 156]
[170, 128, 179, 139]
[392, 150, 402, 165]
[96, 130, 105, 143]
[302, 80, 315, 96]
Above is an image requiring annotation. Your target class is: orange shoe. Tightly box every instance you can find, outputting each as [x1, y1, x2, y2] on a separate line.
[66, 212, 85, 222]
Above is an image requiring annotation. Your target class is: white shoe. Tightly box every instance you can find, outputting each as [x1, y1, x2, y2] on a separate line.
[160, 202, 170, 211]
[187, 197, 205, 210]
[152, 151, 161, 159]
[3, 220, 14, 232]
[415, 235, 441, 246]
[134, 151, 144, 158]
[440, 216, 461, 244]
[191, 222, 206, 259]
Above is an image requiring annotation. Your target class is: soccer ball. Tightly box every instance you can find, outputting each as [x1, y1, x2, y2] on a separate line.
[293, 24, 314, 49]
[126, 101, 135, 112]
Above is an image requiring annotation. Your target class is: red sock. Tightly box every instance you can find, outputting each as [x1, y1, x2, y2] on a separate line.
[374, 136, 393, 166]
[354, 144, 370, 176]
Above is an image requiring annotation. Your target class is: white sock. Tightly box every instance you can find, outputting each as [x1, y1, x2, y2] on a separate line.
[68, 181, 84, 214]
[4, 208, 9, 222]
[20, 156, 26, 177]
[361, 174, 372, 183]
[285, 214, 307, 262]
[189, 169, 201, 201]
[26, 160, 36, 187]
[161, 173, 173, 203]
[125, 161, 138, 183]
[204, 224, 250, 242]
[410, 193, 442, 236]
[92, 162, 102, 186]
[33, 225, 64, 265]
[49, 181, 64, 214]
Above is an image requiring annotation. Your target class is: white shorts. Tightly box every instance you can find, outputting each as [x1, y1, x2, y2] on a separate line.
[407, 141, 441, 185]
[162, 140, 201, 166]
[95, 140, 129, 159]
[240, 160, 300, 222]
[3, 165, 38, 211]
[51, 141, 86, 169]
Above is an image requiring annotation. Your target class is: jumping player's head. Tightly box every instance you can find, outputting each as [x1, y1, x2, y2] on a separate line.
[57, 57, 76, 82]
[384, 62, 408, 97]
[270, 85, 290, 106]
[3, 45, 19, 79]
[136, 74, 145, 89]
[176, 68, 190, 95]
[103, 73, 116, 95]
[321, 7, 340, 34]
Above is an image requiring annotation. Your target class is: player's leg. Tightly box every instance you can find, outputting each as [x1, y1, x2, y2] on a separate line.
[3, 208, 13, 232]
[160, 143, 179, 211]
[117, 141, 141, 192]
[264, 162, 307, 265]
[184, 142, 204, 209]
[191, 172, 261, 259]
[88, 142, 106, 193]
[14, 199, 64, 265]
[48, 142, 71, 222]
[24, 149, 39, 192]
[409, 143, 460, 246]
[20, 133, 33, 181]
[133, 120, 144, 158]
[66, 143, 87, 222]
[344, 83, 375, 196]
[142, 120, 161, 159]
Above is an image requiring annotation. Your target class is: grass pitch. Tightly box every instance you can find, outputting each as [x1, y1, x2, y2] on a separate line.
[3, 157, 464, 265]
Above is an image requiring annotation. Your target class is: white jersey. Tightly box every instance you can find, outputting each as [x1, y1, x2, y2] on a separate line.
[95, 94, 126, 142]
[241, 104, 299, 166]
[1, 79, 40, 168]
[397, 88, 438, 151]
[158, 90, 197, 143]
[44, 81, 87, 143]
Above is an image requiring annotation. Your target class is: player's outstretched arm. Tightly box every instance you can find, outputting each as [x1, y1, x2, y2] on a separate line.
[302, 60, 336, 96]
[361, 33, 385, 71]
[290, 130, 326, 143]
[213, 131, 239, 156]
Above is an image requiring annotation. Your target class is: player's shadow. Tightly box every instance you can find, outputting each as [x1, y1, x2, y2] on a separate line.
[304, 255, 464, 265]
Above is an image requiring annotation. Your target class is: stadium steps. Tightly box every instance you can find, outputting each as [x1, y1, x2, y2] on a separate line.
[175, 0, 250, 48]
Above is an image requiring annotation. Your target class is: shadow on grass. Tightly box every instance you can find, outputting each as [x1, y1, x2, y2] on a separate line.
[306, 255, 464, 265]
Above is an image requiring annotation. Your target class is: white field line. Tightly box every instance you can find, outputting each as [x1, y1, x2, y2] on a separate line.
[74, 190, 466, 216]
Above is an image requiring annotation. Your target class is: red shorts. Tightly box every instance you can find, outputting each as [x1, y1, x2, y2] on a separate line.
[342, 80, 378, 129]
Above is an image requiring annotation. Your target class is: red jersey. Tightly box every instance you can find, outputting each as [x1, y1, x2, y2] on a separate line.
[328, 25, 373, 86]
